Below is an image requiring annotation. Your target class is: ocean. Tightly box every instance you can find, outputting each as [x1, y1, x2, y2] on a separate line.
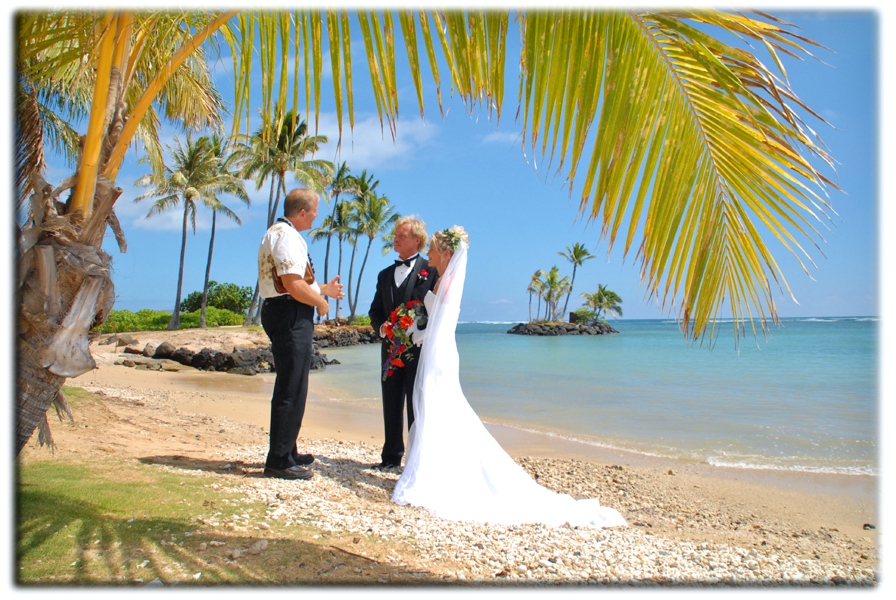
[310, 317, 878, 476]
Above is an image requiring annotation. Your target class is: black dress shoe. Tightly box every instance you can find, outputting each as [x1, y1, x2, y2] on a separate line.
[264, 465, 313, 480]
[372, 461, 400, 470]
[293, 453, 315, 465]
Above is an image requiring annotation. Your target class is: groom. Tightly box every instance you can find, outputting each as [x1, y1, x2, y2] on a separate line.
[368, 216, 439, 469]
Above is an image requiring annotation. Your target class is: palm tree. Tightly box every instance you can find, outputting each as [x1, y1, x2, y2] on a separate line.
[527, 270, 544, 323]
[322, 162, 360, 307]
[198, 135, 249, 328]
[134, 134, 225, 330]
[330, 198, 356, 321]
[581, 285, 624, 322]
[15, 9, 835, 455]
[557, 243, 594, 321]
[233, 106, 334, 325]
[351, 188, 399, 321]
[541, 266, 571, 322]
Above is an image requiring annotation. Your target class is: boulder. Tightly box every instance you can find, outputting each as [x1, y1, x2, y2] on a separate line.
[153, 341, 176, 359]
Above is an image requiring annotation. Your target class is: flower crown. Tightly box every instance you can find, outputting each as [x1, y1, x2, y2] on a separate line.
[441, 228, 461, 251]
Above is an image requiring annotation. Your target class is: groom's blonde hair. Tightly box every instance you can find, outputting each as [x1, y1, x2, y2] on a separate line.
[394, 215, 428, 251]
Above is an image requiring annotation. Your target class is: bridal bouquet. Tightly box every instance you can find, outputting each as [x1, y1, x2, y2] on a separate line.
[382, 299, 425, 380]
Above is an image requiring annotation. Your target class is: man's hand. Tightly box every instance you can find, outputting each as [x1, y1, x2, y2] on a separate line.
[320, 275, 345, 300]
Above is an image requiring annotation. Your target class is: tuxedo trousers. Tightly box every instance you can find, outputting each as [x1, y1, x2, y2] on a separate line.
[262, 295, 314, 469]
[380, 342, 419, 464]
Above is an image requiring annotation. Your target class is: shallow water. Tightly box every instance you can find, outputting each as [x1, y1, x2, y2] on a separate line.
[311, 318, 878, 476]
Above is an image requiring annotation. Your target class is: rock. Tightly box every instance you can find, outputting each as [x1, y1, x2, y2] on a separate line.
[248, 540, 268, 555]
[153, 342, 176, 359]
[99, 335, 118, 346]
[228, 367, 256, 376]
[123, 346, 144, 355]
[508, 322, 618, 336]
[170, 348, 195, 366]
[142, 343, 157, 357]
[116, 334, 138, 347]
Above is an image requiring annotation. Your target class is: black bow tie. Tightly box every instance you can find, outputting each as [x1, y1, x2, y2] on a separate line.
[395, 256, 416, 268]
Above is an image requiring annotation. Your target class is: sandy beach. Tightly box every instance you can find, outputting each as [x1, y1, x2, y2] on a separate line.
[26, 327, 879, 585]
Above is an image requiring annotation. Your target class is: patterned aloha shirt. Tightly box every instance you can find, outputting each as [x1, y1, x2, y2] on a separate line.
[257, 219, 320, 299]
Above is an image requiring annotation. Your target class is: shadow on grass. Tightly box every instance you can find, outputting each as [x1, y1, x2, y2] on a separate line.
[17, 460, 429, 586]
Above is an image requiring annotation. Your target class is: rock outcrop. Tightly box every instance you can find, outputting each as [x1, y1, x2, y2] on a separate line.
[507, 322, 618, 336]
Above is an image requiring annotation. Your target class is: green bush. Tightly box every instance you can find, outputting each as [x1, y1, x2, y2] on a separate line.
[351, 314, 371, 326]
[180, 281, 253, 314]
[93, 306, 244, 333]
[571, 306, 600, 326]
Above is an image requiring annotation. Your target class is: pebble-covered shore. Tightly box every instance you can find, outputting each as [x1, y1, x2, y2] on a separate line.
[73, 381, 878, 587]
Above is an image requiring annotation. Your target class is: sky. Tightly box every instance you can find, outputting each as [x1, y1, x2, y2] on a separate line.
[29, 7, 875, 329]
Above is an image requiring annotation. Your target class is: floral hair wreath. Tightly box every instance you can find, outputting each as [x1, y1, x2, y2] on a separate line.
[441, 228, 461, 251]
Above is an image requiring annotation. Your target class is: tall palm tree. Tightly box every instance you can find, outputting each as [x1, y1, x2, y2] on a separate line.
[527, 269, 545, 323]
[330, 198, 356, 321]
[134, 134, 226, 330]
[322, 162, 360, 297]
[233, 106, 334, 325]
[16, 9, 835, 455]
[351, 188, 399, 321]
[343, 170, 379, 320]
[557, 242, 594, 321]
[582, 284, 624, 321]
[198, 135, 249, 328]
[541, 266, 571, 322]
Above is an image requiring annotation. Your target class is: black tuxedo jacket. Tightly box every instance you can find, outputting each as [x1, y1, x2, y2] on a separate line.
[369, 257, 439, 337]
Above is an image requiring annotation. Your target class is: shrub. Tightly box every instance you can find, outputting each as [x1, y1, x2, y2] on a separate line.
[93, 306, 244, 333]
[571, 306, 600, 326]
[180, 281, 253, 314]
[351, 314, 371, 326]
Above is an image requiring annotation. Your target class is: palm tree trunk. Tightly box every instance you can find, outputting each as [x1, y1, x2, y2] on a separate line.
[17, 177, 119, 455]
[561, 265, 577, 321]
[200, 209, 217, 328]
[346, 237, 359, 321]
[244, 283, 260, 327]
[167, 203, 190, 330]
[321, 195, 341, 320]
[351, 237, 373, 320]
[528, 292, 532, 322]
[265, 177, 277, 226]
[335, 234, 344, 320]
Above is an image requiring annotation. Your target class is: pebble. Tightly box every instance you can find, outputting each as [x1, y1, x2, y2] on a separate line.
[77, 381, 877, 586]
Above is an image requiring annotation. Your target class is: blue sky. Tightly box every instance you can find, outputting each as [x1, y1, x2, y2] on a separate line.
[23, 7, 884, 326]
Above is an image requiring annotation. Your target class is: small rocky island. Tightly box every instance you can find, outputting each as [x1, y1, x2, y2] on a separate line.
[507, 321, 618, 336]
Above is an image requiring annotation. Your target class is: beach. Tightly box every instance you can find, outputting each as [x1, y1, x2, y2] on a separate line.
[19, 327, 878, 586]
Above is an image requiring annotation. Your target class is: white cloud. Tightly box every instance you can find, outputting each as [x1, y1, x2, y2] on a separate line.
[482, 130, 523, 146]
[491, 298, 513, 305]
[316, 112, 440, 172]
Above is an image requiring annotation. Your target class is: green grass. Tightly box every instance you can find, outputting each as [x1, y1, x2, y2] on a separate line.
[17, 457, 267, 585]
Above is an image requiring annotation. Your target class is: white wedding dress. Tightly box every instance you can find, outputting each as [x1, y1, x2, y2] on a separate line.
[391, 242, 627, 528]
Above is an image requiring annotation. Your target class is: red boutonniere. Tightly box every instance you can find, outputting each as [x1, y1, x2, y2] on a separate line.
[419, 269, 429, 283]
[382, 299, 424, 380]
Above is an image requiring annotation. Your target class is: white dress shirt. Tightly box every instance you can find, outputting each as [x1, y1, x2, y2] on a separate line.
[393, 255, 419, 287]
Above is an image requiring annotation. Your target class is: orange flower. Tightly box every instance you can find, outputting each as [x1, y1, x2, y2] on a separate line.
[390, 357, 405, 368]
[399, 315, 414, 330]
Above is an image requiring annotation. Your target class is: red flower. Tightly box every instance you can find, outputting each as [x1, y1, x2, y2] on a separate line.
[399, 315, 414, 330]
[390, 357, 404, 368]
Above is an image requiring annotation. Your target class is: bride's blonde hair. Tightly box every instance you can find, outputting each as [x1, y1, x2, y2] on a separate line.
[432, 225, 469, 254]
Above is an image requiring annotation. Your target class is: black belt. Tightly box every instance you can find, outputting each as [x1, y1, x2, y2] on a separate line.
[264, 294, 295, 303]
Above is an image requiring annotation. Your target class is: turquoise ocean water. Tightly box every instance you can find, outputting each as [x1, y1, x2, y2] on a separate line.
[310, 318, 878, 476]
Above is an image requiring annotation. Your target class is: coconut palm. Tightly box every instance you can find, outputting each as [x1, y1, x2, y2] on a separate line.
[198, 135, 250, 328]
[350, 188, 399, 321]
[582, 285, 624, 322]
[527, 269, 544, 323]
[134, 134, 225, 330]
[322, 162, 360, 291]
[557, 243, 594, 321]
[16, 9, 836, 454]
[233, 106, 334, 325]
[541, 266, 571, 322]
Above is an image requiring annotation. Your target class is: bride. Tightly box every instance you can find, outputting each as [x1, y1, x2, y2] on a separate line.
[391, 226, 627, 528]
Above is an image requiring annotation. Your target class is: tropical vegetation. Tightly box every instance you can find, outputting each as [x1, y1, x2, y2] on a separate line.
[134, 134, 248, 330]
[580, 284, 624, 324]
[180, 281, 254, 315]
[16, 9, 835, 455]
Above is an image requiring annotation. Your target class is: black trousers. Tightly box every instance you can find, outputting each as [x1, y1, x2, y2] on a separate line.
[380, 342, 419, 464]
[261, 296, 314, 469]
